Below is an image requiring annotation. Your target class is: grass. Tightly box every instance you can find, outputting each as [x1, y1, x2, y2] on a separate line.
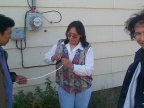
[88, 87, 121, 108]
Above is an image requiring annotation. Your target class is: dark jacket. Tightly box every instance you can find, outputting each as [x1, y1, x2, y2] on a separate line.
[0, 50, 17, 108]
[117, 48, 144, 108]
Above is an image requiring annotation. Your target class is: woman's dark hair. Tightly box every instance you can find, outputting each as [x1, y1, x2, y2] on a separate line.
[0, 14, 15, 35]
[64, 21, 89, 48]
[125, 10, 144, 40]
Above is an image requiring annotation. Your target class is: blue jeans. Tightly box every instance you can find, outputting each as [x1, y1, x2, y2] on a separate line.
[58, 86, 92, 108]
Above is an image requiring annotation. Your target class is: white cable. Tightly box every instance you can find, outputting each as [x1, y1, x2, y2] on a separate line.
[15, 65, 63, 83]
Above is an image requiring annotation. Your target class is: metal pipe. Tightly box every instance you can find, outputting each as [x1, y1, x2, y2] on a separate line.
[32, 0, 36, 9]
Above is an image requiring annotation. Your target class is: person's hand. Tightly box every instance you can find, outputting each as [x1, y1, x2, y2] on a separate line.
[15, 75, 27, 84]
[61, 58, 73, 69]
[51, 53, 61, 61]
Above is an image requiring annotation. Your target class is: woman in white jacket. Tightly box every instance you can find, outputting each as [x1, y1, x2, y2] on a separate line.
[44, 21, 94, 108]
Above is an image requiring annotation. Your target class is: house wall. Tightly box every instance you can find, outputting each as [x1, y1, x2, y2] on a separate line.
[0, 0, 143, 94]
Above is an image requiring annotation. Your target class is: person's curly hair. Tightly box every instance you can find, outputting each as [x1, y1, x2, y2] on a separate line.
[64, 21, 89, 48]
[125, 10, 144, 40]
[0, 14, 15, 35]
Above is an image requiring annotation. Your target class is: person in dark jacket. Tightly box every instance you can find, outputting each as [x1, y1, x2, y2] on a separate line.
[0, 14, 27, 108]
[117, 10, 144, 108]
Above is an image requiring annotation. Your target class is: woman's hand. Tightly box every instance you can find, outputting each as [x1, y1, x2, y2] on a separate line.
[61, 58, 74, 69]
[51, 53, 61, 61]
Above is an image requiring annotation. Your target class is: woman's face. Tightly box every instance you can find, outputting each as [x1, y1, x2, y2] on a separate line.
[67, 27, 82, 45]
[134, 24, 144, 49]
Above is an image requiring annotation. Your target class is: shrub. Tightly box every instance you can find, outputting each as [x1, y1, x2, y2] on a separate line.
[12, 77, 60, 108]
[13, 77, 121, 108]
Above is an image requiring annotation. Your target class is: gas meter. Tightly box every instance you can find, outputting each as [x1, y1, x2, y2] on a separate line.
[26, 13, 42, 30]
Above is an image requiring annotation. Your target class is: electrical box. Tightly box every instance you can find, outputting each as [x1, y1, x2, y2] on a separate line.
[11, 28, 25, 40]
[26, 13, 42, 30]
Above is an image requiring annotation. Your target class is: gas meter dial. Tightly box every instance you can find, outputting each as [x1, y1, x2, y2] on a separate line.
[27, 13, 42, 30]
